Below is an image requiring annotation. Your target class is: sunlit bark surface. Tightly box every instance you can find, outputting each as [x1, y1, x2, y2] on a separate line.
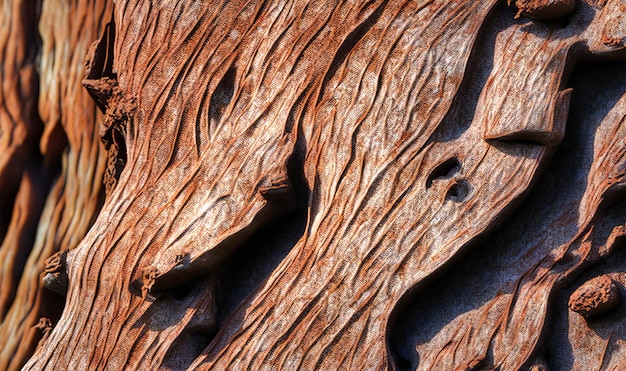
[0, 0, 624, 370]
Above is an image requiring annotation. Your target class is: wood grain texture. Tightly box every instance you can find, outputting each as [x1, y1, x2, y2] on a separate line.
[0, 0, 40, 217]
[0, 0, 621, 370]
[0, 0, 111, 369]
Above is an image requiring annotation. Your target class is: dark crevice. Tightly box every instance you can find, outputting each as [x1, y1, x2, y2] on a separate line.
[82, 14, 132, 197]
[215, 209, 307, 327]
[86, 19, 117, 82]
[541, 15, 572, 29]
[426, 157, 461, 188]
[102, 127, 127, 196]
[316, 0, 388, 104]
[168, 281, 196, 301]
[157, 134, 309, 364]
[251, 0, 270, 25]
[155, 276, 218, 371]
[445, 179, 471, 202]
[0, 187, 17, 244]
[208, 66, 236, 123]
[287, 118, 311, 207]
[394, 353, 413, 371]
[284, 87, 308, 134]
[3, 160, 56, 319]
[188, 329, 217, 355]
[486, 131, 551, 147]
[195, 86, 211, 156]
[200, 64, 237, 153]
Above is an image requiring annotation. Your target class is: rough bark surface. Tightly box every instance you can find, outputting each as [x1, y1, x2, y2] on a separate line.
[0, 0, 623, 370]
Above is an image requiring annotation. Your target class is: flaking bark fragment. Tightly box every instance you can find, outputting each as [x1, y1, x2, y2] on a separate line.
[511, 0, 576, 20]
[43, 251, 68, 295]
[141, 266, 159, 300]
[568, 275, 621, 318]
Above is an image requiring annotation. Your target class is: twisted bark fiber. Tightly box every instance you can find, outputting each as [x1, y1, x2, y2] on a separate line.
[0, 0, 623, 370]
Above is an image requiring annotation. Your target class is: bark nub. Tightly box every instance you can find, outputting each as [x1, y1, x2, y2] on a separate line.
[568, 275, 621, 318]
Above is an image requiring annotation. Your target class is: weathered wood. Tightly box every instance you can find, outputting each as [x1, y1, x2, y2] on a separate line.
[0, 0, 623, 370]
[0, 0, 111, 369]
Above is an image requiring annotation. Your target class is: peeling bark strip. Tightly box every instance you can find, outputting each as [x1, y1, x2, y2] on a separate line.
[0, 0, 618, 370]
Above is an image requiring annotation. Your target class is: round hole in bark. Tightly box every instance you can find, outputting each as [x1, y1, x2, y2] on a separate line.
[446, 179, 471, 202]
[426, 157, 462, 188]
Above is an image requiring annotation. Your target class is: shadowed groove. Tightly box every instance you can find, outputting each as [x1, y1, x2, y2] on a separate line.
[207, 66, 237, 140]
[316, 0, 389, 104]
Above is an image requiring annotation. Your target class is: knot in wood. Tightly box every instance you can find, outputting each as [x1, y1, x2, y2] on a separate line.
[601, 14, 626, 48]
[101, 86, 137, 131]
[568, 275, 621, 318]
[96, 83, 134, 197]
[33, 317, 53, 335]
[44, 250, 67, 274]
[141, 266, 159, 299]
[102, 134, 126, 196]
[511, 0, 576, 20]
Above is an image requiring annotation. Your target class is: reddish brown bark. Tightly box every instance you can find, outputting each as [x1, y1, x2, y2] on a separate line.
[0, 0, 624, 370]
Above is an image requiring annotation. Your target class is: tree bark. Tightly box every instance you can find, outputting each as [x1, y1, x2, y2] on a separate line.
[0, 0, 624, 370]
